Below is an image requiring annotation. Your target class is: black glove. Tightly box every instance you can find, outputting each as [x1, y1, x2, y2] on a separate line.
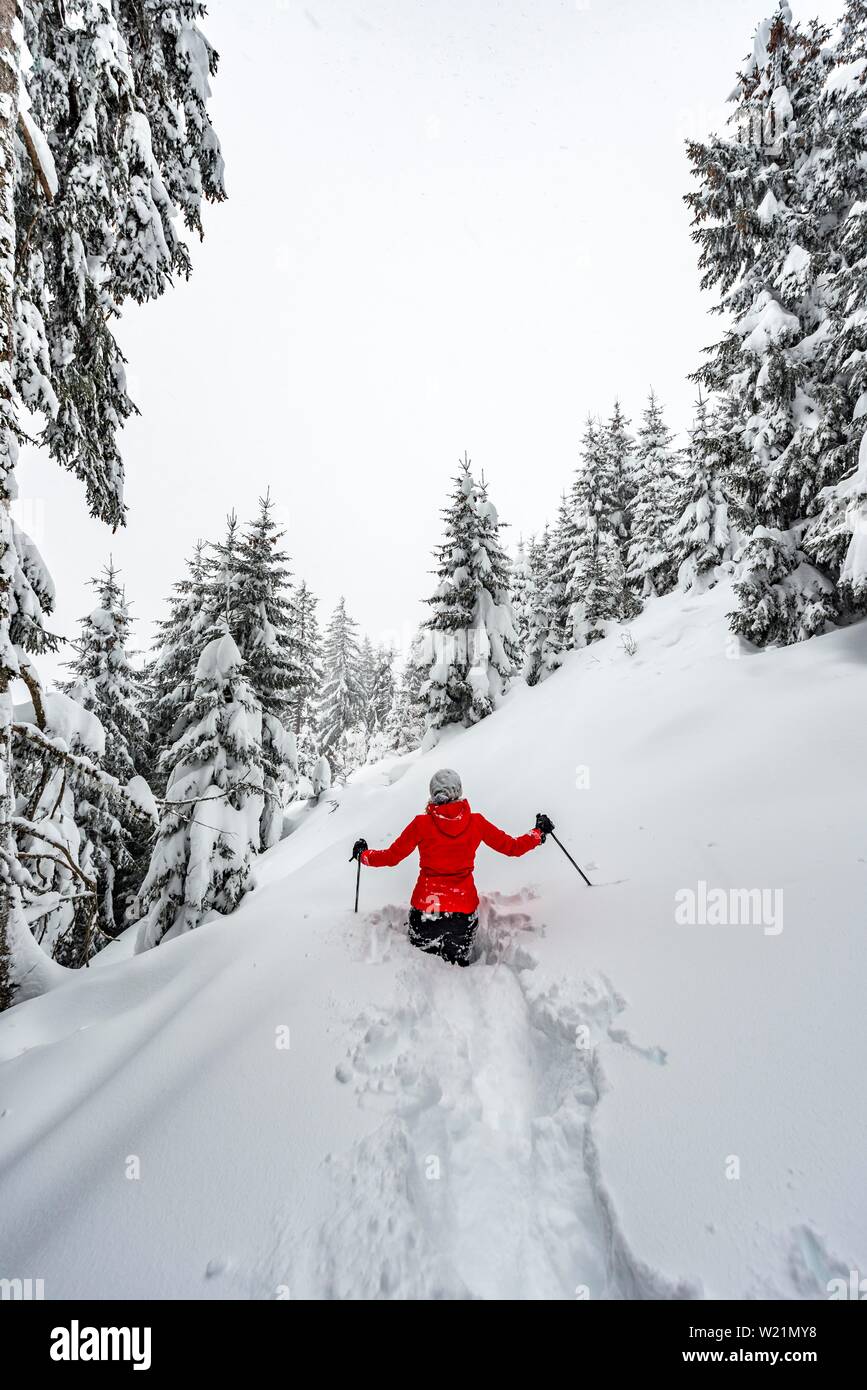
[535, 813, 555, 843]
[350, 838, 368, 862]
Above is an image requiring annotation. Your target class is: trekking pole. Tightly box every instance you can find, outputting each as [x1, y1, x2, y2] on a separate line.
[354, 856, 362, 913]
[550, 831, 593, 887]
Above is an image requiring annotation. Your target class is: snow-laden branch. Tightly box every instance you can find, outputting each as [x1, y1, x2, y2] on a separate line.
[12, 722, 157, 835]
[14, 817, 97, 892]
[157, 771, 279, 810]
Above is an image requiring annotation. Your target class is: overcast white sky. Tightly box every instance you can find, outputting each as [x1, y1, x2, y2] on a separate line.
[19, 0, 842, 680]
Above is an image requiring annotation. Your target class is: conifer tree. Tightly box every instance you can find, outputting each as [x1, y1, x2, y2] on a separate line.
[310, 753, 332, 802]
[669, 397, 733, 590]
[359, 639, 395, 741]
[2, 0, 224, 1008]
[686, 4, 840, 643]
[295, 724, 321, 785]
[712, 390, 753, 533]
[65, 563, 147, 785]
[145, 541, 212, 792]
[136, 630, 263, 951]
[383, 630, 427, 754]
[16, 1, 225, 516]
[13, 675, 156, 968]
[16, 689, 112, 968]
[511, 540, 537, 670]
[566, 417, 629, 644]
[604, 401, 643, 619]
[730, 526, 837, 646]
[318, 597, 364, 775]
[287, 579, 323, 782]
[522, 532, 553, 685]
[421, 456, 519, 730]
[540, 500, 574, 680]
[206, 510, 242, 630]
[808, 433, 867, 607]
[383, 681, 423, 756]
[1, 0, 53, 1008]
[803, 1, 867, 612]
[63, 562, 151, 930]
[607, 399, 639, 531]
[626, 391, 679, 598]
[230, 495, 301, 847]
[290, 580, 322, 738]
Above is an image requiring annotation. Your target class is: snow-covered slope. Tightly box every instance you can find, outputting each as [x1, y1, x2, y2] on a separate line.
[2, 580, 865, 1300]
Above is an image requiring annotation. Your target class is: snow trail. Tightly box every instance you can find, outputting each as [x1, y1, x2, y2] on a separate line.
[261, 896, 691, 1301]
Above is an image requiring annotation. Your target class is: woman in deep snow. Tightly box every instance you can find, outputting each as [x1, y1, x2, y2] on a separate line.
[351, 768, 553, 966]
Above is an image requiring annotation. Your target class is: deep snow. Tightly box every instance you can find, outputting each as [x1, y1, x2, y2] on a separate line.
[1, 579, 865, 1300]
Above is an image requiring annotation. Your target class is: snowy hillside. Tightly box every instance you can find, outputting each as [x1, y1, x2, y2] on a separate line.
[1, 580, 865, 1300]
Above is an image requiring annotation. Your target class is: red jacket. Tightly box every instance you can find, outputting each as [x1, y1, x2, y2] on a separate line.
[361, 799, 541, 914]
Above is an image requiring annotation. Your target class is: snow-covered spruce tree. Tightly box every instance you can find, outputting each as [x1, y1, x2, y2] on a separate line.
[359, 638, 395, 749]
[730, 526, 836, 645]
[804, 2, 867, 610]
[379, 627, 427, 755]
[540, 502, 573, 680]
[144, 541, 212, 792]
[119, 1, 226, 247]
[65, 562, 147, 785]
[63, 561, 150, 931]
[669, 396, 734, 591]
[511, 539, 537, 674]
[522, 531, 553, 684]
[229, 495, 301, 848]
[286, 580, 322, 784]
[136, 630, 263, 951]
[606, 399, 639, 529]
[381, 689, 417, 758]
[2, 0, 224, 1008]
[205, 509, 242, 629]
[289, 579, 322, 735]
[17, 690, 107, 967]
[318, 597, 364, 779]
[603, 402, 642, 620]
[17, 1, 225, 515]
[421, 456, 519, 731]
[309, 752, 331, 803]
[732, 523, 838, 642]
[294, 723, 319, 787]
[709, 389, 754, 534]
[807, 430, 867, 608]
[13, 670, 157, 969]
[686, 4, 841, 644]
[626, 391, 680, 599]
[1, 4, 84, 995]
[1, 0, 36, 1009]
[566, 417, 629, 645]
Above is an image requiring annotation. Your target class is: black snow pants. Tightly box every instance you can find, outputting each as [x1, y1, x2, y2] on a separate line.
[407, 908, 479, 967]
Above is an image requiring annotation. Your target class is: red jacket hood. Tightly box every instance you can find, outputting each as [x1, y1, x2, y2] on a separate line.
[425, 799, 472, 837]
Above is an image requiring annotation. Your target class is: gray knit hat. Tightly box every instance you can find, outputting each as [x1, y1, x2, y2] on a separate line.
[429, 768, 462, 805]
